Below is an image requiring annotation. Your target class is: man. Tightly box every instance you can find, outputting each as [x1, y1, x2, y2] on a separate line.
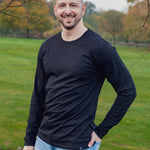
[23, 0, 136, 149]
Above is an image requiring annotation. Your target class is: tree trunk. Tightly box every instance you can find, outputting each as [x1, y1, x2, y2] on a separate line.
[112, 34, 116, 45]
[26, 28, 30, 38]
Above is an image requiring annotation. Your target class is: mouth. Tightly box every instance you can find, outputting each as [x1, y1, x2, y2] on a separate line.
[61, 14, 76, 19]
[64, 17, 74, 22]
[61, 16, 75, 23]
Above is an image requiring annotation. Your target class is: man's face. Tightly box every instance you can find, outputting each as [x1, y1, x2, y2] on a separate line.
[54, 0, 86, 30]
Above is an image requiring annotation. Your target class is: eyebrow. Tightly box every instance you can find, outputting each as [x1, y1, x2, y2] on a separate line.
[57, 2, 80, 6]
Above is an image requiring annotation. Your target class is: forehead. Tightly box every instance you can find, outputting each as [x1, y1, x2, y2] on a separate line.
[56, 0, 82, 4]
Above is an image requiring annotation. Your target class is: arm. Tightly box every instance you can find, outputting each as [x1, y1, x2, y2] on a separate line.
[23, 146, 34, 150]
[94, 44, 136, 139]
[24, 44, 47, 146]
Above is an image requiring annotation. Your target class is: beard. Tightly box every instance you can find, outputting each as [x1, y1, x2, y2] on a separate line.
[57, 12, 82, 30]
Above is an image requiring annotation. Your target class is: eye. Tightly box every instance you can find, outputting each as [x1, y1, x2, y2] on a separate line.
[59, 4, 65, 8]
[70, 4, 77, 7]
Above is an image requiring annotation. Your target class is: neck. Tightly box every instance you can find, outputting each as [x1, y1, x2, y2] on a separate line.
[61, 19, 88, 42]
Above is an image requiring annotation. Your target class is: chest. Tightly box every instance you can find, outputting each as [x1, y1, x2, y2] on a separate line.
[42, 44, 97, 78]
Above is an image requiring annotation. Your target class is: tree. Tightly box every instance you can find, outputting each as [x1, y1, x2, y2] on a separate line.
[48, 1, 56, 19]
[0, 0, 29, 16]
[97, 10, 125, 44]
[23, 0, 52, 38]
[84, 1, 97, 16]
[83, 1, 98, 32]
[127, 0, 150, 29]
[0, 1, 26, 35]
[0, 0, 53, 38]
[123, 0, 150, 42]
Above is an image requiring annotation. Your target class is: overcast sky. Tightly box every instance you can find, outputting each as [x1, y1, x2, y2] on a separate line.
[84, 0, 129, 12]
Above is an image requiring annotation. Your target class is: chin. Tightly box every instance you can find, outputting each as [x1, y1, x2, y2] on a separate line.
[64, 26, 75, 30]
[62, 23, 76, 30]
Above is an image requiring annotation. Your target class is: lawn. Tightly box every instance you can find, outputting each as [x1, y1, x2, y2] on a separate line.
[0, 37, 149, 150]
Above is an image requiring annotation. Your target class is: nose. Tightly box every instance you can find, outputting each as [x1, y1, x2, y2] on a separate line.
[65, 5, 71, 14]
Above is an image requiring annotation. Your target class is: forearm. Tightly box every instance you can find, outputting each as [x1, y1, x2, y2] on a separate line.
[24, 93, 45, 145]
[94, 86, 136, 139]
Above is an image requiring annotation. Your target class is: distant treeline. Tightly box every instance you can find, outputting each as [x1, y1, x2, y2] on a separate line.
[0, 0, 150, 43]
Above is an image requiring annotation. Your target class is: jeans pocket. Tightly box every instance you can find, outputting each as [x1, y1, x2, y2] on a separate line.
[95, 141, 101, 144]
[94, 141, 101, 150]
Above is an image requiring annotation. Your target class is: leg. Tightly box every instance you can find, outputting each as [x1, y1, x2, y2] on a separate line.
[54, 142, 101, 150]
[54, 147, 67, 150]
[34, 136, 54, 150]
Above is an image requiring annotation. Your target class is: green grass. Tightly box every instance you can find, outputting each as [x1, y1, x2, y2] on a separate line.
[0, 37, 150, 150]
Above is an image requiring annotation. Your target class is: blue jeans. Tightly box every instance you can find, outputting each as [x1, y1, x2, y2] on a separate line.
[35, 136, 101, 150]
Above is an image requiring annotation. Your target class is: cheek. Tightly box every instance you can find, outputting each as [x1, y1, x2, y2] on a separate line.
[75, 9, 83, 16]
[55, 10, 63, 16]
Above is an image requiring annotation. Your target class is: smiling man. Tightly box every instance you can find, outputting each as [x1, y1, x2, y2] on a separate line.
[54, 0, 84, 30]
[23, 0, 136, 150]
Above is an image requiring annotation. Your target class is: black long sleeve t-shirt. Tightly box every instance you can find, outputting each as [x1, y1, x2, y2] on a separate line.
[24, 29, 136, 149]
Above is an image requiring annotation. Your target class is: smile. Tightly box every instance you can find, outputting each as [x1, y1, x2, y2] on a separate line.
[61, 14, 76, 18]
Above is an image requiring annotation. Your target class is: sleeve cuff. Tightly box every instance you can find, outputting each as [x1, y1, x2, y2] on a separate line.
[94, 125, 110, 139]
[24, 137, 36, 146]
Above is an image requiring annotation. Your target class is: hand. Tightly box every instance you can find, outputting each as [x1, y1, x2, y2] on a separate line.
[23, 146, 34, 150]
[88, 131, 102, 147]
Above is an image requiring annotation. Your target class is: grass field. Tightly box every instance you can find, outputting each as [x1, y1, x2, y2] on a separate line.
[0, 37, 150, 150]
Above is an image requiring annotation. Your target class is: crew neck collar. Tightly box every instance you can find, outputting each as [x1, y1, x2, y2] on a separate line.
[59, 28, 90, 44]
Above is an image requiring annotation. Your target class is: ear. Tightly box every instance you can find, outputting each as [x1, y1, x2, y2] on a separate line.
[53, 5, 57, 16]
[81, 4, 86, 16]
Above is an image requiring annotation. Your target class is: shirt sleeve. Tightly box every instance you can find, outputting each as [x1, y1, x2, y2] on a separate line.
[94, 43, 136, 139]
[24, 44, 47, 146]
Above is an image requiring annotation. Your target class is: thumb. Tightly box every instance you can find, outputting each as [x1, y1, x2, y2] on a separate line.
[88, 136, 95, 147]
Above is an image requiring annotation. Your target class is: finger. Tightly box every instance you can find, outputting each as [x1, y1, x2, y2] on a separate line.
[88, 138, 95, 147]
[93, 131, 102, 142]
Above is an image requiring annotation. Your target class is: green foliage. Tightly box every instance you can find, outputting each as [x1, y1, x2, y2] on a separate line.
[127, 0, 138, 2]
[83, 1, 99, 32]
[0, 37, 150, 150]
[128, 0, 134, 2]
[84, 1, 97, 16]
[97, 10, 125, 43]
[48, 1, 56, 19]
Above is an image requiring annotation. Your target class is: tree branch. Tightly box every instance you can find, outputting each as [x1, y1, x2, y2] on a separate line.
[0, 10, 20, 18]
[0, 0, 17, 13]
[0, 0, 31, 15]
[141, 0, 150, 29]
[0, 0, 30, 10]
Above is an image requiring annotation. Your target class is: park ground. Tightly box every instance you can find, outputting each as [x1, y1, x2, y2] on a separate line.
[0, 37, 150, 150]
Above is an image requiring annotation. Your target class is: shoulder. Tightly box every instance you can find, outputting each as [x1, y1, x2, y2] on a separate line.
[87, 29, 116, 60]
[86, 29, 108, 47]
[40, 32, 60, 51]
[86, 29, 115, 56]
[38, 32, 60, 58]
[44, 32, 60, 46]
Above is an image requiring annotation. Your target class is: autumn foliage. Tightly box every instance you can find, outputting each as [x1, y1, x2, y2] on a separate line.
[0, 0, 52, 38]
[123, 0, 150, 42]
[0, 0, 150, 42]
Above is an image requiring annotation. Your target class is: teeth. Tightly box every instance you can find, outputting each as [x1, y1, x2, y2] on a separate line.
[64, 17, 73, 19]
